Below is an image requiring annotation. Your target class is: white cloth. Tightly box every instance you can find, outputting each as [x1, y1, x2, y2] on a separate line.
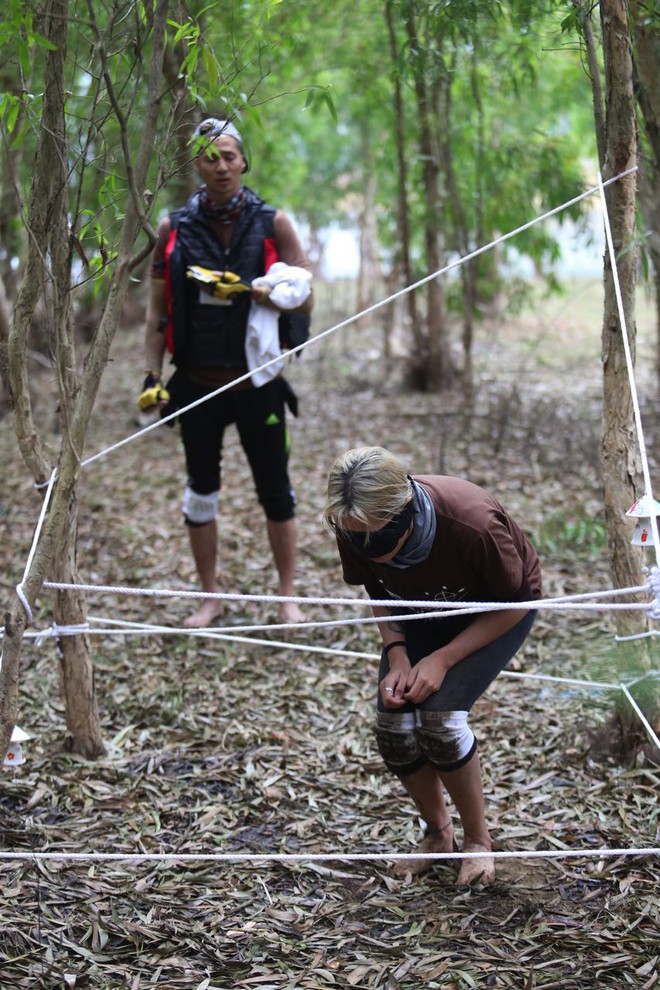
[246, 263, 312, 386]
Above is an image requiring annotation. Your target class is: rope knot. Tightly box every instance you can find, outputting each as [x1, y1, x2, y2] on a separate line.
[647, 566, 660, 620]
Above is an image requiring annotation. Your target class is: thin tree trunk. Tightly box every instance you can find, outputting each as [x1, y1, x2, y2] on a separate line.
[54, 496, 104, 756]
[436, 54, 476, 394]
[578, 0, 608, 167]
[0, 273, 11, 412]
[356, 132, 381, 328]
[0, 0, 169, 761]
[43, 0, 105, 755]
[600, 0, 645, 640]
[384, 0, 423, 356]
[629, 0, 660, 396]
[595, 0, 659, 761]
[404, 3, 450, 391]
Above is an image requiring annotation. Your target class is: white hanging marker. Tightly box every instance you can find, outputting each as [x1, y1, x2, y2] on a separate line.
[631, 520, 656, 547]
[626, 495, 660, 518]
[3, 726, 30, 768]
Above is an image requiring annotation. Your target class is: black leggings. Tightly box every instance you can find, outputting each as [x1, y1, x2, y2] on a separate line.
[168, 371, 296, 522]
[376, 610, 537, 714]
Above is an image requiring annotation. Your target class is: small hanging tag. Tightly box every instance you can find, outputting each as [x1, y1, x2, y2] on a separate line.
[631, 520, 654, 546]
[4, 741, 26, 768]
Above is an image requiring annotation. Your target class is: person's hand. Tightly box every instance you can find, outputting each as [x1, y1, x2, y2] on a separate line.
[211, 270, 251, 299]
[403, 652, 449, 704]
[380, 668, 409, 708]
[137, 372, 170, 412]
[251, 282, 272, 305]
[186, 265, 251, 299]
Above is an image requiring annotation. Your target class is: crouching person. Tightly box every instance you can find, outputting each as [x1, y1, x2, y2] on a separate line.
[323, 446, 542, 883]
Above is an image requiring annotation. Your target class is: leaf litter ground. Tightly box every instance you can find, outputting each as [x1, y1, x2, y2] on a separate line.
[1, 279, 658, 988]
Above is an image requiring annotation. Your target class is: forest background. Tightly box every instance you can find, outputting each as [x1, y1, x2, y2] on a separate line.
[0, 0, 658, 987]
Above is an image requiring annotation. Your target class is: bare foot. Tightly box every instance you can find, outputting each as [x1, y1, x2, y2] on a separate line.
[184, 598, 224, 629]
[392, 823, 455, 878]
[279, 601, 305, 624]
[457, 842, 496, 885]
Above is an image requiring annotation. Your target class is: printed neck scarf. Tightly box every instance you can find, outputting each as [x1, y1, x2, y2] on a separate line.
[199, 187, 246, 224]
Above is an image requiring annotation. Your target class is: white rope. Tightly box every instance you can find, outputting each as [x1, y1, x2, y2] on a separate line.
[26, 590, 651, 640]
[0, 847, 655, 865]
[40, 580, 651, 613]
[14, 605, 651, 640]
[1, 614, 627, 692]
[21, 579, 653, 642]
[615, 629, 660, 642]
[85, 616, 625, 691]
[12, 468, 59, 625]
[4, 593, 656, 642]
[620, 683, 660, 751]
[623, 669, 660, 688]
[646, 566, 660, 620]
[34, 623, 91, 646]
[73, 169, 637, 473]
[6, 163, 657, 873]
[13, 584, 33, 626]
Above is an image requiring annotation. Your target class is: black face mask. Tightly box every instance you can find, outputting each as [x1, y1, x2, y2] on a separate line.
[341, 498, 415, 559]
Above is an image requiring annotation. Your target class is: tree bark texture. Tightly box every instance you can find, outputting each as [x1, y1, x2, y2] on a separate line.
[385, 0, 423, 358]
[404, 3, 451, 391]
[629, 0, 660, 393]
[600, 0, 647, 641]
[54, 494, 105, 757]
[580, 1, 608, 167]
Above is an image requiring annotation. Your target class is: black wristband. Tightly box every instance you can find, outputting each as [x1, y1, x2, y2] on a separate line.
[383, 639, 407, 657]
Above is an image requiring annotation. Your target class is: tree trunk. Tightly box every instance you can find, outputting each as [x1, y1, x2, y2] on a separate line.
[0, 272, 11, 414]
[629, 0, 660, 396]
[161, 2, 199, 202]
[436, 53, 476, 395]
[0, 0, 169, 761]
[579, 0, 608, 167]
[404, 3, 451, 391]
[598, 0, 658, 759]
[384, 0, 423, 357]
[54, 495, 104, 757]
[600, 0, 645, 637]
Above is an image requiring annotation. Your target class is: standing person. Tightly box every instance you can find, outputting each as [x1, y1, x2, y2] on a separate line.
[140, 118, 312, 628]
[323, 446, 542, 884]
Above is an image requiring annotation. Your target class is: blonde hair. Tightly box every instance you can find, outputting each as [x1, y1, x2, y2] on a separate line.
[324, 446, 412, 531]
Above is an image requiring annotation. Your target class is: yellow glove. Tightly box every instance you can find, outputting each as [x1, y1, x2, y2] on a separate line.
[186, 266, 251, 300]
[137, 373, 171, 412]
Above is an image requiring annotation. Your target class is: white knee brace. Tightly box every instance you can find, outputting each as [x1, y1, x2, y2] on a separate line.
[416, 710, 476, 771]
[182, 486, 219, 525]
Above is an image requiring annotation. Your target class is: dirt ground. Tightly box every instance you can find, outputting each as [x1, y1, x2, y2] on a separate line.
[0, 277, 658, 988]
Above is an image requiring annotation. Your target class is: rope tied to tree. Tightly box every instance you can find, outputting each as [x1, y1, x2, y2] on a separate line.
[646, 566, 660, 621]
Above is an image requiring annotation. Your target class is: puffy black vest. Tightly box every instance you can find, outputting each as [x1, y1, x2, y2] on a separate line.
[164, 187, 278, 369]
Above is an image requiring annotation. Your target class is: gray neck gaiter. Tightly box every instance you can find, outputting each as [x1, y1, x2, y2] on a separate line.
[386, 480, 436, 569]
